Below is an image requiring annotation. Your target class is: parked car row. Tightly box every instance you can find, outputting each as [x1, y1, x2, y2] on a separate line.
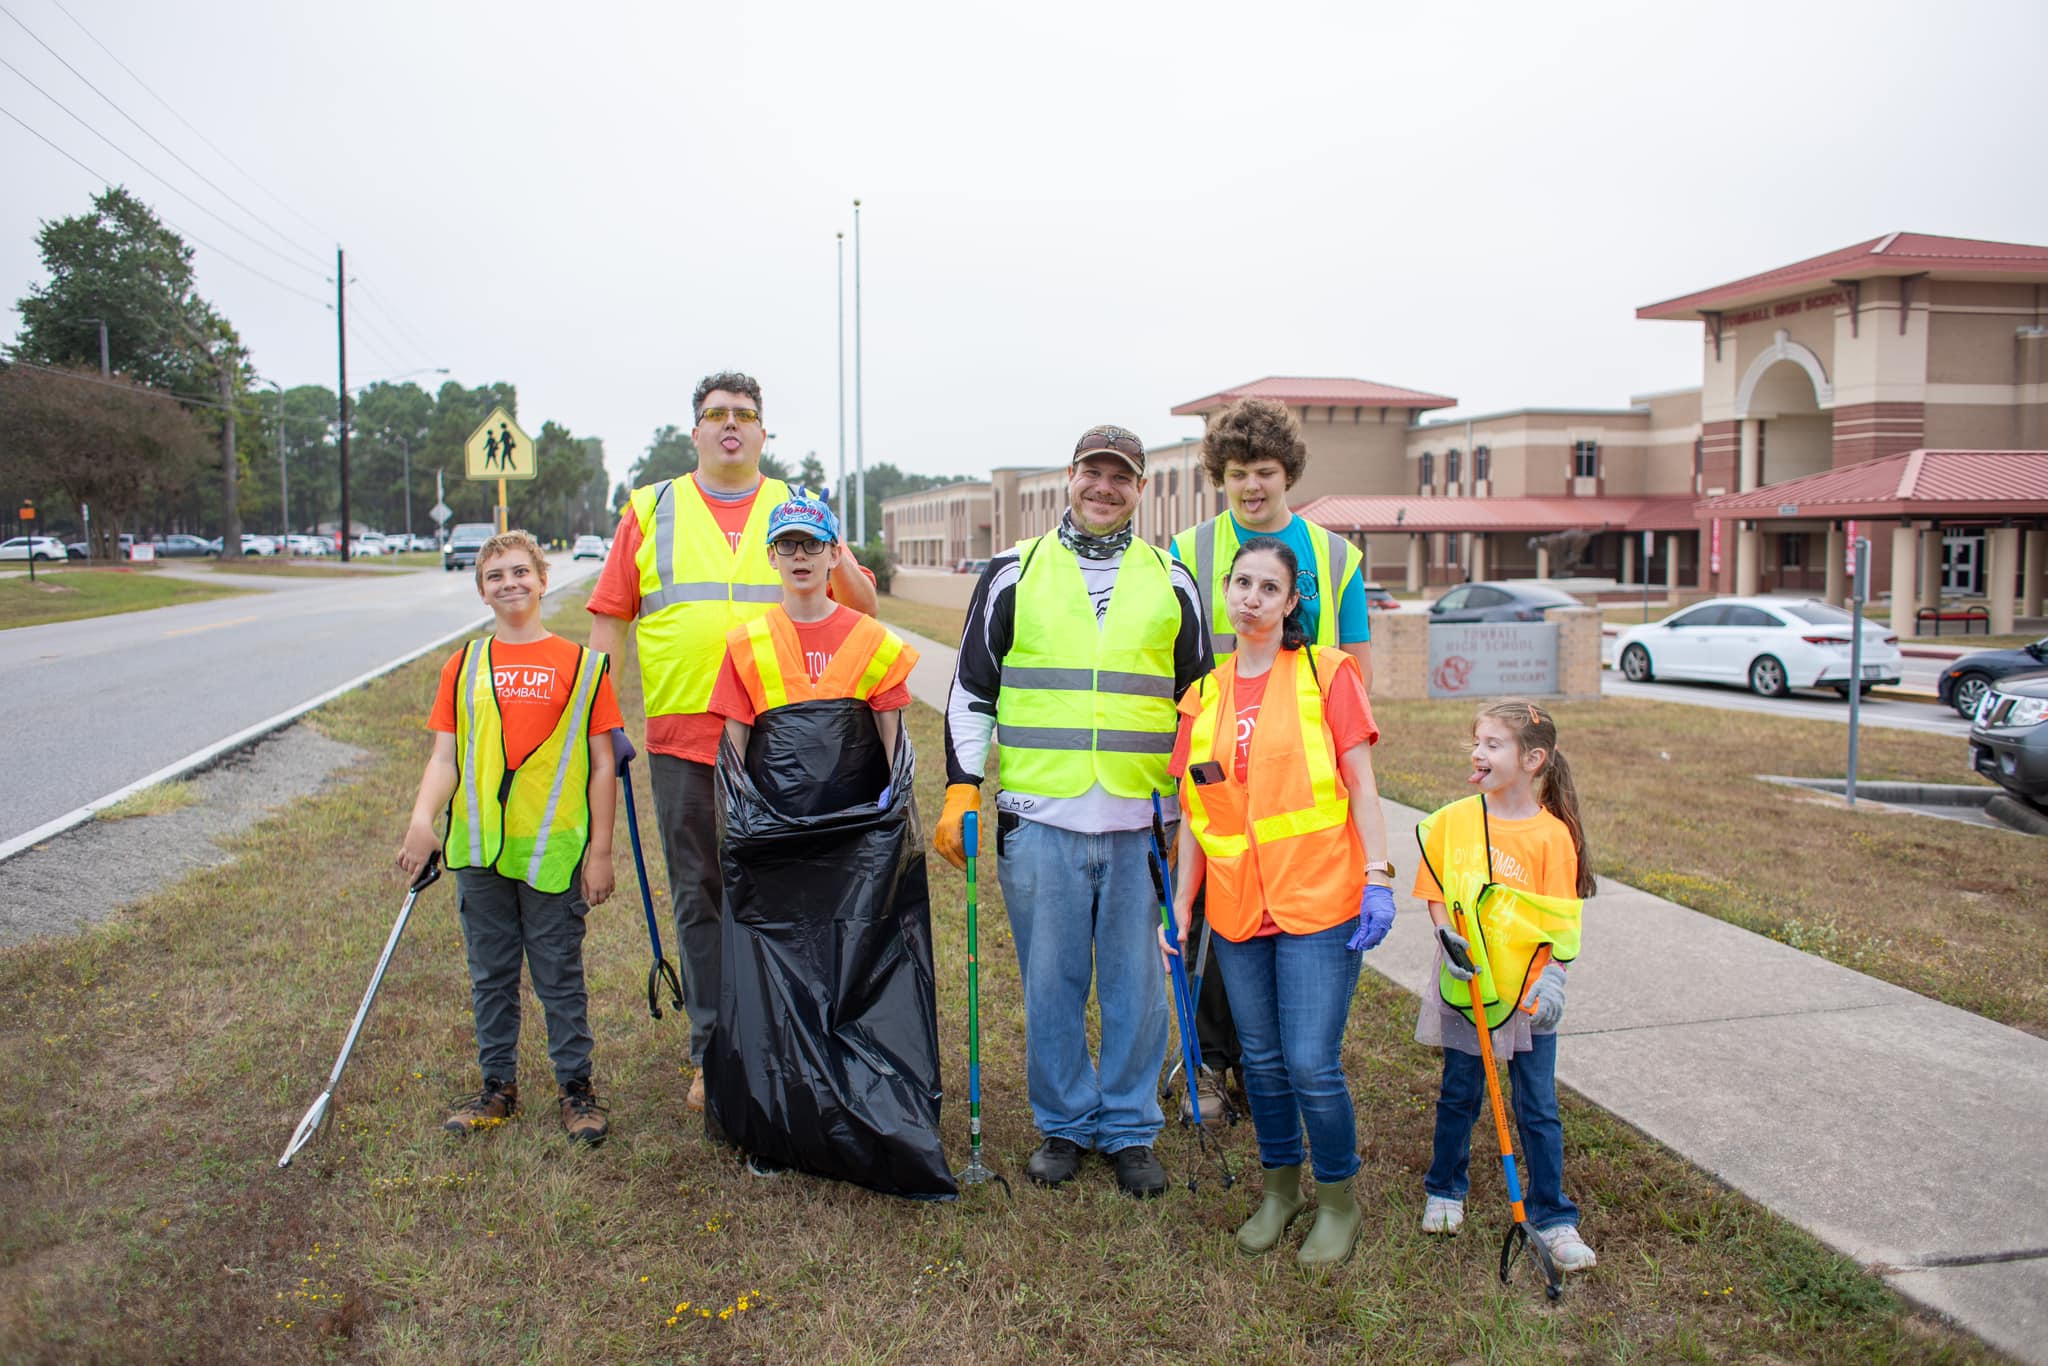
[1614, 597, 1902, 699]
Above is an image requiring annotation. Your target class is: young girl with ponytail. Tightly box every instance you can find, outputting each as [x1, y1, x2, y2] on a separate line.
[1413, 700, 1598, 1271]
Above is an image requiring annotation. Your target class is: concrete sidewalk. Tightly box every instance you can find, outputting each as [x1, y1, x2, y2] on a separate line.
[894, 623, 2048, 1363]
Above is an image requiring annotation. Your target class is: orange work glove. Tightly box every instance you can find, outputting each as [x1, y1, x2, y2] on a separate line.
[934, 783, 980, 870]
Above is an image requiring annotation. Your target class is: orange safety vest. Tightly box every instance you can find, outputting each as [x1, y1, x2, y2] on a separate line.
[723, 606, 917, 714]
[1178, 646, 1365, 940]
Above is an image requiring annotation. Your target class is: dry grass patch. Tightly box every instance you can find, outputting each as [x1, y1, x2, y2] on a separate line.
[876, 595, 967, 647]
[95, 780, 200, 821]
[1370, 696, 2046, 1034]
[0, 604, 1994, 1362]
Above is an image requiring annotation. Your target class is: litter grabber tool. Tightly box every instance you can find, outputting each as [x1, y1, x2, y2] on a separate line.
[1447, 899, 1564, 1301]
[1159, 912, 1236, 1127]
[613, 730, 684, 1021]
[955, 810, 1010, 1194]
[279, 851, 442, 1168]
[1147, 792, 1235, 1191]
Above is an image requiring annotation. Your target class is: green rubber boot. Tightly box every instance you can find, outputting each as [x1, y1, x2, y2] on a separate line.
[1297, 1177, 1363, 1268]
[1235, 1164, 1307, 1255]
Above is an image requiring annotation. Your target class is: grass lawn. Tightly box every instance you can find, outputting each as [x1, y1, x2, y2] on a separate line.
[0, 568, 247, 630]
[0, 596, 1990, 1362]
[876, 594, 967, 647]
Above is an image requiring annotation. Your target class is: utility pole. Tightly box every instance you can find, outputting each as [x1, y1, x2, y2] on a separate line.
[401, 436, 413, 544]
[836, 231, 846, 527]
[81, 318, 108, 376]
[336, 246, 352, 562]
[853, 197, 865, 545]
[218, 356, 241, 559]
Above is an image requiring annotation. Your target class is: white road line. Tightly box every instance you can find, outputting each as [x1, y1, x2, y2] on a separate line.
[0, 609, 491, 864]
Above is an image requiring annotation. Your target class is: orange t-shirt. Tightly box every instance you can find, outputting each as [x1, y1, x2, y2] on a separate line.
[1411, 806, 1579, 905]
[707, 605, 915, 725]
[585, 487, 876, 763]
[429, 633, 625, 770]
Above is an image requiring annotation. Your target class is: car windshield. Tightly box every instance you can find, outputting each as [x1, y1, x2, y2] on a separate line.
[1516, 585, 1580, 605]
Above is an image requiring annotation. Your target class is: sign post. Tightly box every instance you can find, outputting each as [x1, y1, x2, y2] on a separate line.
[1846, 536, 1871, 807]
[463, 407, 537, 534]
[17, 501, 35, 582]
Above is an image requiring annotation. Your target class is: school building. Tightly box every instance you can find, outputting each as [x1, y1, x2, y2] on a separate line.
[881, 232, 2048, 633]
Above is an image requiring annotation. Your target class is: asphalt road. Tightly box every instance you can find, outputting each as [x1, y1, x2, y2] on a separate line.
[0, 556, 598, 849]
[1600, 673, 1976, 737]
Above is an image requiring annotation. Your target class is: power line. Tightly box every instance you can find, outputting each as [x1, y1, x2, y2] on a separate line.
[1, 351, 237, 411]
[0, 53, 324, 279]
[0, 101, 330, 308]
[46, 0, 331, 244]
[0, 0, 325, 270]
[343, 298, 426, 374]
[354, 277, 442, 370]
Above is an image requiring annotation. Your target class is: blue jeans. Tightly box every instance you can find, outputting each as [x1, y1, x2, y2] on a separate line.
[1425, 1031, 1577, 1230]
[1212, 923, 1363, 1184]
[996, 819, 1168, 1153]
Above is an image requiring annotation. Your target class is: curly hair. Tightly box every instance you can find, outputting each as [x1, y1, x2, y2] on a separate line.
[1200, 397, 1308, 489]
[693, 371, 763, 419]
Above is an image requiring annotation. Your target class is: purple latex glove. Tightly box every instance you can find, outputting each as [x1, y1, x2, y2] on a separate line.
[1347, 883, 1397, 951]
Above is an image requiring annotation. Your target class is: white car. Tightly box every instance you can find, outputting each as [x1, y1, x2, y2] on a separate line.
[1615, 596, 1903, 699]
[572, 534, 606, 560]
[0, 535, 69, 562]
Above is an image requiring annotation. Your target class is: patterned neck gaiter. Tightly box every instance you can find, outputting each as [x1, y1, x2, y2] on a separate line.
[1055, 509, 1133, 561]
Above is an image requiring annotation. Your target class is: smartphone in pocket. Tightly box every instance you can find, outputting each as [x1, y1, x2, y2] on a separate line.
[996, 809, 1021, 857]
[1188, 760, 1225, 786]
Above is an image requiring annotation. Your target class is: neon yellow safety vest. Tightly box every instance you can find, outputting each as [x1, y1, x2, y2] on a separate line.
[629, 474, 792, 718]
[995, 535, 1180, 799]
[1170, 514, 1355, 658]
[444, 638, 608, 894]
[1415, 794, 1582, 1028]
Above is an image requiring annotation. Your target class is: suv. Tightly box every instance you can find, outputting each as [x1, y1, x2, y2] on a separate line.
[1969, 673, 2048, 804]
[443, 522, 497, 572]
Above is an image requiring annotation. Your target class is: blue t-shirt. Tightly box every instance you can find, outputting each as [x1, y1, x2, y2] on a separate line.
[1173, 513, 1371, 644]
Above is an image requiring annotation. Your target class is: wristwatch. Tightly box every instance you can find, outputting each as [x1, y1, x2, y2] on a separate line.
[1365, 859, 1396, 880]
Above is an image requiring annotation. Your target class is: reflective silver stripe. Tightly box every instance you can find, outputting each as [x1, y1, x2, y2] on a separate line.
[1190, 516, 1236, 655]
[649, 480, 676, 612]
[1211, 629, 1238, 656]
[1001, 665, 1093, 690]
[526, 652, 601, 884]
[1096, 670, 1173, 698]
[730, 583, 782, 602]
[1325, 528, 1353, 642]
[998, 725, 1173, 754]
[637, 581, 781, 617]
[996, 725, 1092, 751]
[1096, 729, 1176, 754]
[459, 640, 486, 865]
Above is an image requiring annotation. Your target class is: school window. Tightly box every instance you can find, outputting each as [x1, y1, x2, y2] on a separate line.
[1446, 449, 1461, 487]
[1573, 440, 1598, 479]
[1780, 535, 1804, 569]
[1420, 451, 1435, 489]
[1475, 445, 1491, 481]
[1446, 534, 1460, 567]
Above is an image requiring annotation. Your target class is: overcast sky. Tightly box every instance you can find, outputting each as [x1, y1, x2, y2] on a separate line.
[5, 0, 2044, 502]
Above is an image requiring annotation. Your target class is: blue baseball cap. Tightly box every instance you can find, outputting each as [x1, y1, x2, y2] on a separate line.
[765, 487, 840, 545]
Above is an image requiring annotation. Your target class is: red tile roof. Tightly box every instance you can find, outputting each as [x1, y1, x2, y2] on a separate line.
[1293, 494, 1700, 536]
[1171, 376, 1458, 416]
[1638, 232, 2048, 321]
[1694, 450, 2048, 521]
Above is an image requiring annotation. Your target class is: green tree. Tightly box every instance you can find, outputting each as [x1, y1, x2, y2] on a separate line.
[351, 380, 435, 535]
[0, 362, 213, 558]
[796, 451, 827, 491]
[627, 425, 696, 488]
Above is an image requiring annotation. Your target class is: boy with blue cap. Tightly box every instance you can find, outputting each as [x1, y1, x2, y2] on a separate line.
[708, 487, 918, 766]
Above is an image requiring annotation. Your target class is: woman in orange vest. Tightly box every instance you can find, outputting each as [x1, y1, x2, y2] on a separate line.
[1164, 536, 1396, 1267]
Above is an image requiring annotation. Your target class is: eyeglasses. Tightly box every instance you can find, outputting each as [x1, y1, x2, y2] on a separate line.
[698, 406, 761, 426]
[771, 536, 830, 557]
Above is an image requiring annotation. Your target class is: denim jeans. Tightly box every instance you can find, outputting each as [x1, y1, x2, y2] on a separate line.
[454, 867, 593, 1086]
[996, 819, 1168, 1153]
[1425, 1030, 1577, 1230]
[1211, 922, 1363, 1184]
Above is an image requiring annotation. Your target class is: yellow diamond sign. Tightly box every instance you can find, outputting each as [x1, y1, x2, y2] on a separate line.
[464, 407, 537, 481]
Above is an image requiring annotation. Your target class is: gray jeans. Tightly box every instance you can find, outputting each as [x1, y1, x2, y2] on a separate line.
[649, 753, 721, 1066]
[454, 867, 593, 1086]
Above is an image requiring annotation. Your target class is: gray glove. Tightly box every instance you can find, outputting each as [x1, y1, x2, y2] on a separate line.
[1523, 964, 1566, 1030]
[1435, 925, 1476, 980]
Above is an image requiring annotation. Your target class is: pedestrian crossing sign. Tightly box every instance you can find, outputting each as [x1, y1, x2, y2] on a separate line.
[464, 408, 537, 481]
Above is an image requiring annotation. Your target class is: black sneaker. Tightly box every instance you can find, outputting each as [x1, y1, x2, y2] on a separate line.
[1025, 1136, 1086, 1187]
[1110, 1144, 1167, 1198]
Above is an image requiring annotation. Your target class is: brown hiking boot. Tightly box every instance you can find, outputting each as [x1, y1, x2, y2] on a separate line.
[559, 1078, 610, 1147]
[686, 1071, 705, 1112]
[443, 1077, 517, 1134]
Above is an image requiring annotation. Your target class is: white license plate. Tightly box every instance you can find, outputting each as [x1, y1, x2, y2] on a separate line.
[1862, 665, 1884, 679]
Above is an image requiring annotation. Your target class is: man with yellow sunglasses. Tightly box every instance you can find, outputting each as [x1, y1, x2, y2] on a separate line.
[589, 372, 877, 1110]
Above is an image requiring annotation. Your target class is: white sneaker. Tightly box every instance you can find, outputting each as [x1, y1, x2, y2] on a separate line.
[1539, 1223, 1597, 1270]
[1421, 1196, 1464, 1234]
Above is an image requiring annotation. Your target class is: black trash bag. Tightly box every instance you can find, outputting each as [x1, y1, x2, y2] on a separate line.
[705, 697, 956, 1201]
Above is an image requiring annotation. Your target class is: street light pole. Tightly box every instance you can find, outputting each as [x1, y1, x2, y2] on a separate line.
[336, 246, 351, 563]
[836, 231, 846, 526]
[401, 436, 413, 544]
[80, 318, 109, 376]
[853, 197, 865, 545]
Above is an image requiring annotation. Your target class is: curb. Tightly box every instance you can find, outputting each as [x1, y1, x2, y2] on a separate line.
[0, 611, 491, 865]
